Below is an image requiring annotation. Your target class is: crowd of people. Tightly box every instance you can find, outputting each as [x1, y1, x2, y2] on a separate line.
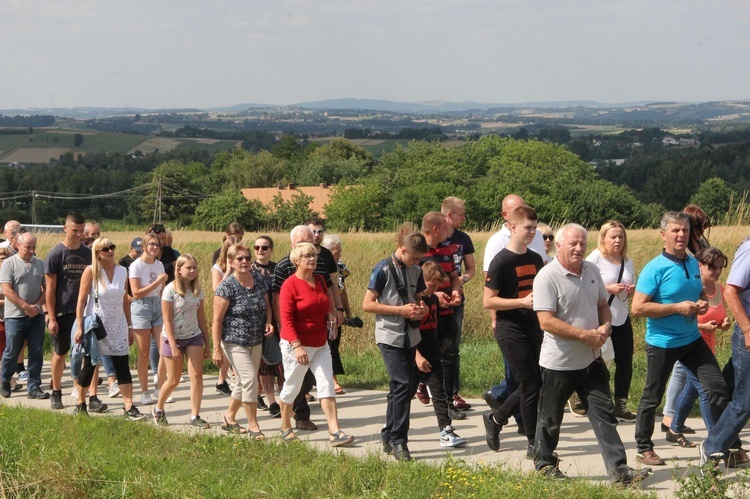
[3, 194, 750, 487]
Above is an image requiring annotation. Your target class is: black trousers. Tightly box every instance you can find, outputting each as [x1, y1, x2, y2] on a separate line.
[437, 314, 459, 406]
[293, 371, 316, 422]
[379, 343, 418, 445]
[417, 330, 452, 430]
[610, 317, 634, 399]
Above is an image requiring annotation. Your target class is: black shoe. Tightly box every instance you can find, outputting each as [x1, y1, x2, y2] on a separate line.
[268, 402, 281, 418]
[88, 395, 108, 413]
[215, 382, 231, 395]
[539, 464, 568, 480]
[661, 422, 695, 434]
[50, 390, 64, 410]
[28, 388, 50, 400]
[448, 406, 467, 421]
[125, 405, 146, 421]
[74, 402, 89, 416]
[257, 395, 268, 411]
[1, 383, 10, 398]
[666, 428, 695, 448]
[614, 467, 652, 487]
[526, 445, 534, 460]
[382, 438, 393, 455]
[392, 443, 412, 461]
[482, 389, 503, 413]
[517, 424, 527, 436]
[483, 411, 503, 451]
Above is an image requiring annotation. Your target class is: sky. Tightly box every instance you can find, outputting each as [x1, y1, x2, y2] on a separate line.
[1, 0, 749, 109]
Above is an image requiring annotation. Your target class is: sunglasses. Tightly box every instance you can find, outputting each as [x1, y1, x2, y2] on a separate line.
[254, 245, 270, 251]
[235, 256, 251, 262]
[311, 229, 324, 235]
[149, 224, 166, 234]
[98, 245, 117, 253]
[542, 235, 554, 241]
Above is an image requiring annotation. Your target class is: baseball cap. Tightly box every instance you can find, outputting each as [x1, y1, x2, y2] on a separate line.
[131, 237, 143, 253]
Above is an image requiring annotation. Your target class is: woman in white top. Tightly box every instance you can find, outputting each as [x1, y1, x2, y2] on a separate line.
[586, 220, 637, 422]
[129, 233, 168, 406]
[75, 237, 145, 420]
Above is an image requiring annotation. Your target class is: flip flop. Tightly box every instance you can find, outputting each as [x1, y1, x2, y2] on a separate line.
[221, 417, 247, 434]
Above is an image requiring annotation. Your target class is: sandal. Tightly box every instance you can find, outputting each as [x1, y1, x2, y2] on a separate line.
[221, 417, 247, 434]
[329, 429, 355, 447]
[247, 430, 266, 440]
[666, 428, 695, 448]
[280, 428, 299, 443]
[334, 384, 346, 395]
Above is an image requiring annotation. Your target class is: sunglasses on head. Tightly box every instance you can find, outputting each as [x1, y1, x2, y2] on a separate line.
[149, 224, 166, 234]
[254, 245, 270, 251]
[98, 245, 116, 253]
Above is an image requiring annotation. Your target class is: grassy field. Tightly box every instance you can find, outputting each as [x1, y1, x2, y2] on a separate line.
[177, 138, 238, 154]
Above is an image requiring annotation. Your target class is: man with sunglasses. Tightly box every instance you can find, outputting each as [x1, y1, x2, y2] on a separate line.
[44, 213, 102, 411]
[306, 217, 345, 327]
[631, 211, 730, 467]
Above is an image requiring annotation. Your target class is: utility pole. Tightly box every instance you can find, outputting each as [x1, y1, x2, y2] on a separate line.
[31, 190, 37, 225]
[153, 177, 162, 224]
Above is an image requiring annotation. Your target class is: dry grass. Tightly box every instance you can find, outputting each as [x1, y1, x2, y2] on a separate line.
[3, 147, 71, 163]
[128, 137, 182, 154]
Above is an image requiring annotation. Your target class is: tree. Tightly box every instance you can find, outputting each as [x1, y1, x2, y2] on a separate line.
[264, 192, 316, 231]
[74, 133, 84, 147]
[193, 190, 265, 231]
[324, 180, 389, 231]
[690, 177, 736, 225]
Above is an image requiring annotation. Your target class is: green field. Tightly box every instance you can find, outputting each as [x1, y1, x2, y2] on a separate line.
[177, 139, 238, 154]
[0, 132, 33, 153]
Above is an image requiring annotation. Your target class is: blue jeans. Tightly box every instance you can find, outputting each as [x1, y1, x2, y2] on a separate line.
[672, 367, 713, 432]
[1, 316, 45, 392]
[101, 355, 116, 378]
[378, 343, 418, 445]
[149, 336, 159, 375]
[705, 327, 750, 457]
[662, 362, 687, 419]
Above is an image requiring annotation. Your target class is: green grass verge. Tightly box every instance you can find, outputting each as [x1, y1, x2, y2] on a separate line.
[0, 406, 651, 498]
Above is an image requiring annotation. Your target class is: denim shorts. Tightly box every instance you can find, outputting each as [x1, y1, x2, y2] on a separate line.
[131, 296, 164, 329]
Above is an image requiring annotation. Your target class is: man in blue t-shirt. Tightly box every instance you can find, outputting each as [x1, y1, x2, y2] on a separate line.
[631, 211, 729, 467]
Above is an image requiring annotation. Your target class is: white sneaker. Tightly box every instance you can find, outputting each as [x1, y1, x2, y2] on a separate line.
[141, 392, 156, 405]
[108, 382, 121, 398]
[153, 388, 174, 404]
[70, 389, 78, 399]
[440, 425, 468, 448]
[153, 373, 159, 385]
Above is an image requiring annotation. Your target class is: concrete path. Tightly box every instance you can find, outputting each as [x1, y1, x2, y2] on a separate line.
[4, 362, 744, 497]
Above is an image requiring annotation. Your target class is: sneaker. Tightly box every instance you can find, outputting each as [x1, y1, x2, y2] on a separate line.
[440, 425, 467, 448]
[392, 443, 412, 461]
[699, 440, 723, 476]
[152, 408, 168, 426]
[190, 416, 210, 429]
[448, 406, 467, 421]
[539, 464, 568, 480]
[452, 394, 471, 411]
[0, 382, 10, 398]
[28, 388, 50, 400]
[725, 448, 750, 469]
[258, 395, 268, 411]
[483, 389, 503, 413]
[141, 392, 156, 406]
[51, 390, 64, 410]
[215, 381, 232, 395]
[88, 395, 108, 413]
[108, 382, 121, 398]
[125, 405, 146, 421]
[526, 445, 534, 460]
[11, 383, 23, 393]
[153, 373, 158, 385]
[153, 388, 174, 404]
[613, 397, 636, 422]
[74, 402, 89, 416]
[567, 393, 586, 417]
[268, 402, 281, 418]
[614, 467, 652, 487]
[18, 371, 28, 381]
[70, 389, 78, 399]
[415, 382, 430, 404]
[482, 411, 503, 451]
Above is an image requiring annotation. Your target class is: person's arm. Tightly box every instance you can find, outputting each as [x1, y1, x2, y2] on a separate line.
[362, 289, 423, 319]
[483, 286, 533, 311]
[329, 271, 345, 325]
[536, 310, 609, 348]
[597, 297, 612, 327]
[122, 284, 134, 345]
[74, 267, 92, 344]
[263, 293, 274, 337]
[130, 274, 168, 299]
[340, 286, 353, 319]
[461, 253, 476, 284]
[211, 267, 223, 292]
[44, 273, 58, 335]
[631, 291, 700, 318]
[726, 284, 750, 348]
[161, 293, 179, 360]
[211, 295, 229, 366]
[2, 283, 41, 317]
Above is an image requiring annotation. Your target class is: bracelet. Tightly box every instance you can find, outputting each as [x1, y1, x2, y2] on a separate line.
[294, 345, 303, 350]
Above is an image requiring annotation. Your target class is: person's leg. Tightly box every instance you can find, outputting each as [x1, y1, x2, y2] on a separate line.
[723, 357, 736, 399]
[534, 367, 578, 470]
[377, 343, 417, 445]
[1, 318, 26, 387]
[579, 360, 631, 482]
[293, 371, 315, 424]
[25, 316, 45, 393]
[419, 333, 451, 430]
[50, 313, 75, 391]
[680, 338, 728, 427]
[156, 344, 182, 412]
[498, 331, 542, 442]
[661, 362, 687, 427]
[452, 301, 465, 396]
[151, 327, 165, 391]
[185, 345, 204, 418]
[279, 340, 311, 434]
[610, 318, 634, 400]
[309, 343, 345, 434]
[149, 336, 160, 383]
[437, 314, 459, 406]
[77, 354, 96, 405]
[111, 354, 135, 411]
[635, 344, 679, 454]
[671, 376, 701, 433]
[133, 330, 152, 393]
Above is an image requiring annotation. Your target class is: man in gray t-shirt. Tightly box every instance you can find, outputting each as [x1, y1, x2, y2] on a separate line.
[0, 233, 48, 399]
[531, 224, 649, 486]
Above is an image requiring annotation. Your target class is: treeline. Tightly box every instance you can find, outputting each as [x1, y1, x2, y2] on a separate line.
[0, 115, 55, 127]
[344, 126, 447, 141]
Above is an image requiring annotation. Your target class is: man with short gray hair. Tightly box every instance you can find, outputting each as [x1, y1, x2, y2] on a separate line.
[0, 233, 48, 399]
[0, 220, 22, 254]
[532, 224, 650, 485]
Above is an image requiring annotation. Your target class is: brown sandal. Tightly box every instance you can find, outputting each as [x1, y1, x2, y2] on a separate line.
[666, 428, 695, 448]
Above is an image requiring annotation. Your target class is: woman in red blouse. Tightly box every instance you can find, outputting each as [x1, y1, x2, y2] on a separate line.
[278, 241, 354, 447]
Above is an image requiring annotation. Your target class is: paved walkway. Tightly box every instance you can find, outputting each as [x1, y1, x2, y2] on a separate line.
[4, 362, 744, 497]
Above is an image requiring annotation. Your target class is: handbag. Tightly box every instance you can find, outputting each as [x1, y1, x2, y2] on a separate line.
[92, 281, 107, 340]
